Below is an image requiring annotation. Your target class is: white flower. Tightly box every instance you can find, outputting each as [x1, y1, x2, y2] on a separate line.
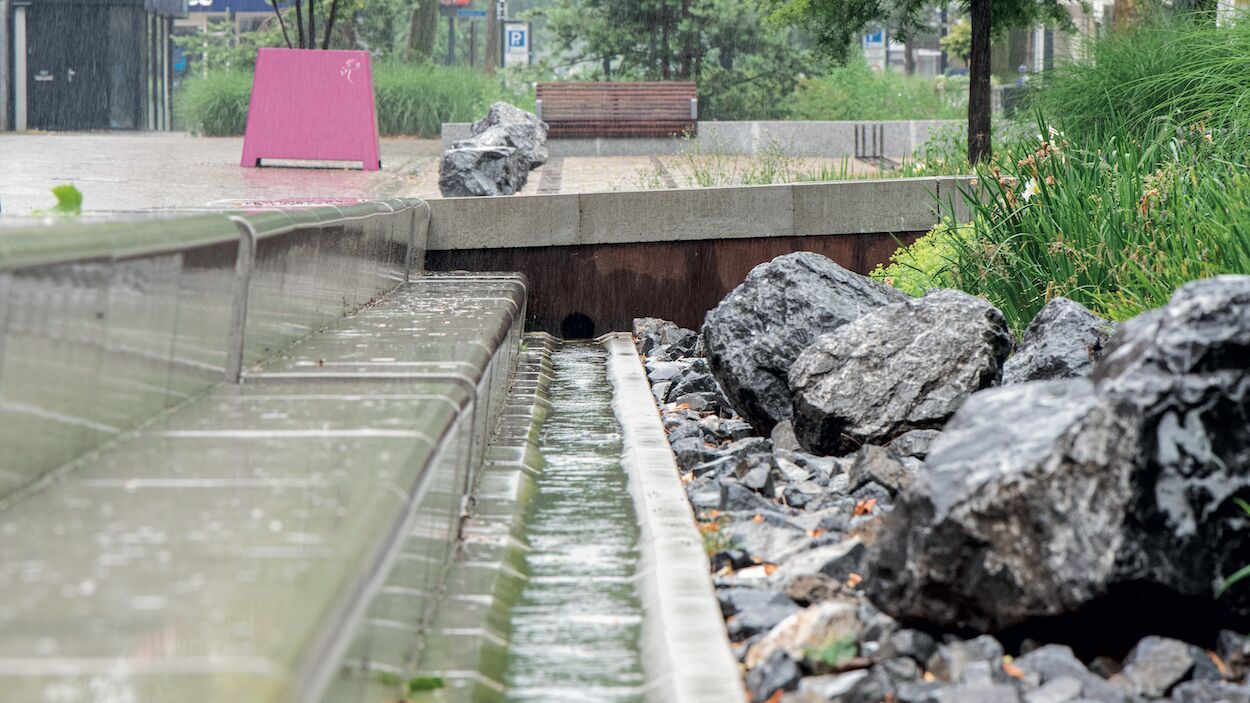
[1022, 177, 1041, 201]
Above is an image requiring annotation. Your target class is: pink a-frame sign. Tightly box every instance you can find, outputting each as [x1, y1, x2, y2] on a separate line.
[240, 48, 382, 171]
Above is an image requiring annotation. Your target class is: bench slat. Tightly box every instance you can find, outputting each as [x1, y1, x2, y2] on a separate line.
[537, 81, 697, 138]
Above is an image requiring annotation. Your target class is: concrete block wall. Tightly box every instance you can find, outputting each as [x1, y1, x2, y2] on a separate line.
[442, 119, 964, 158]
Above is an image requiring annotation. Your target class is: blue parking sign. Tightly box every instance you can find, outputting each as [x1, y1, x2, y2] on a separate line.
[508, 29, 527, 49]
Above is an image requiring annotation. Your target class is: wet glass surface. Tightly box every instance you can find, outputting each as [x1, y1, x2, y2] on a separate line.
[503, 344, 645, 703]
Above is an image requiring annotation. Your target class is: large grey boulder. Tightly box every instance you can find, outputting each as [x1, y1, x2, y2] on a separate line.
[702, 253, 905, 435]
[439, 102, 547, 197]
[458, 121, 549, 170]
[1002, 297, 1112, 384]
[789, 289, 1012, 455]
[867, 275, 1250, 631]
[438, 145, 529, 197]
[472, 102, 549, 161]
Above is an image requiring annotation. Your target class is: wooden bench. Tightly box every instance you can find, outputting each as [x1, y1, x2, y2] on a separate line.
[536, 81, 698, 138]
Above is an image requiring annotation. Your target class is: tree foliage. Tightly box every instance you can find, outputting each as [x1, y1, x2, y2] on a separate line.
[767, 0, 1073, 162]
[542, 0, 815, 119]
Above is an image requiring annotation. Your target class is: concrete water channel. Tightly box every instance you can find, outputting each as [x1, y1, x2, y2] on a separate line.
[502, 344, 645, 703]
[0, 200, 745, 703]
[0, 172, 954, 701]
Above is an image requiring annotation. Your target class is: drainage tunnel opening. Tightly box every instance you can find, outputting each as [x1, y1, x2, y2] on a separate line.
[560, 312, 595, 339]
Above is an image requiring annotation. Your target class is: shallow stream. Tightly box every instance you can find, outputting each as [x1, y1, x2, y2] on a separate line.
[501, 344, 646, 703]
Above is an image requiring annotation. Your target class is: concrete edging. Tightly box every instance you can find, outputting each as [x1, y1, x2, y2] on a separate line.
[427, 177, 973, 251]
[443, 119, 964, 158]
[602, 333, 746, 703]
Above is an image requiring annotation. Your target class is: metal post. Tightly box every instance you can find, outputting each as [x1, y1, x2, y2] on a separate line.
[469, 18, 475, 67]
[0, 0, 9, 131]
[225, 216, 258, 384]
[446, 15, 455, 66]
[13, 3, 25, 131]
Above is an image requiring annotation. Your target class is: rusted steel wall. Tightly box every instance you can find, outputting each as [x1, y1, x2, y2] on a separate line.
[427, 231, 920, 337]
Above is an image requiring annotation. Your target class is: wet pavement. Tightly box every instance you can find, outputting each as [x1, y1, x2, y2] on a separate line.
[0, 133, 442, 213]
[0, 133, 888, 213]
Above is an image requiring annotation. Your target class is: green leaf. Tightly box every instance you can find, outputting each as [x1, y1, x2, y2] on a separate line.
[406, 676, 444, 692]
[51, 184, 83, 215]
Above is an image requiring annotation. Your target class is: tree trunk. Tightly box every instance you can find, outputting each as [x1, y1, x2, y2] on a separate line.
[484, 0, 497, 75]
[968, 0, 992, 164]
[904, 37, 916, 75]
[660, 17, 672, 78]
[407, 0, 439, 60]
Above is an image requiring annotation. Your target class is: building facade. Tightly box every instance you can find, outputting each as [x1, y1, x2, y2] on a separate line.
[2, 0, 186, 131]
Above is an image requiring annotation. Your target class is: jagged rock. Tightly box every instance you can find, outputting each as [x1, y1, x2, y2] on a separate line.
[866, 378, 1115, 631]
[720, 480, 788, 515]
[895, 680, 945, 703]
[670, 436, 714, 471]
[870, 277, 1250, 631]
[790, 289, 1012, 455]
[1217, 630, 1250, 680]
[878, 629, 938, 666]
[798, 671, 870, 699]
[1170, 681, 1250, 703]
[1023, 677, 1083, 703]
[886, 429, 942, 460]
[719, 587, 803, 640]
[846, 445, 915, 496]
[925, 635, 1004, 683]
[664, 358, 721, 402]
[438, 145, 529, 197]
[724, 516, 812, 564]
[1092, 276, 1250, 616]
[935, 684, 1022, 703]
[735, 453, 777, 495]
[469, 101, 549, 167]
[1002, 297, 1112, 384]
[746, 599, 862, 669]
[1014, 644, 1136, 703]
[748, 649, 802, 703]
[702, 253, 906, 434]
[782, 573, 839, 606]
[827, 666, 895, 703]
[1121, 637, 1195, 698]
[770, 539, 867, 588]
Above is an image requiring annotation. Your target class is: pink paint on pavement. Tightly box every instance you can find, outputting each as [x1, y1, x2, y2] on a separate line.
[240, 48, 382, 171]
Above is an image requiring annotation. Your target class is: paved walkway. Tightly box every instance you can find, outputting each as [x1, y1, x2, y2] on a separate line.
[0, 133, 886, 213]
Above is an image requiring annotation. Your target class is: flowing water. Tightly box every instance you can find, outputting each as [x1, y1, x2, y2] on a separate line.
[502, 344, 646, 703]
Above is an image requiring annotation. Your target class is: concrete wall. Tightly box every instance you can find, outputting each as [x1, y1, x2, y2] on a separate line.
[442, 119, 964, 158]
[0, 199, 429, 502]
[425, 177, 972, 335]
[426, 176, 972, 251]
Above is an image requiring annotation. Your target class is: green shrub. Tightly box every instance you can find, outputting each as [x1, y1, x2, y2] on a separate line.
[790, 59, 965, 122]
[1030, 12, 1250, 140]
[174, 70, 252, 137]
[929, 118, 1250, 332]
[870, 223, 968, 296]
[174, 63, 532, 138]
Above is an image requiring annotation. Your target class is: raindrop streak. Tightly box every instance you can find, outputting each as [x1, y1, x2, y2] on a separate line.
[502, 344, 645, 703]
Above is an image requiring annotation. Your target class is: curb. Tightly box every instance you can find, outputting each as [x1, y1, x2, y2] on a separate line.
[602, 333, 747, 703]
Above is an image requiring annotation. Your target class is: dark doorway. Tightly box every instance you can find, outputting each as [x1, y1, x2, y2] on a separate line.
[27, 3, 109, 130]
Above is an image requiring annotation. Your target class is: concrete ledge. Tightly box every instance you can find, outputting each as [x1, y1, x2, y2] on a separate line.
[443, 119, 963, 158]
[427, 177, 972, 251]
[603, 333, 745, 703]
[407, 334, 557, 703]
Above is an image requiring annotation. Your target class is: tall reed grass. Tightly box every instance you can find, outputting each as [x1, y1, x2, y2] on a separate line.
[175, 63, 530, 138]
[1030, 11, 1250, 140]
